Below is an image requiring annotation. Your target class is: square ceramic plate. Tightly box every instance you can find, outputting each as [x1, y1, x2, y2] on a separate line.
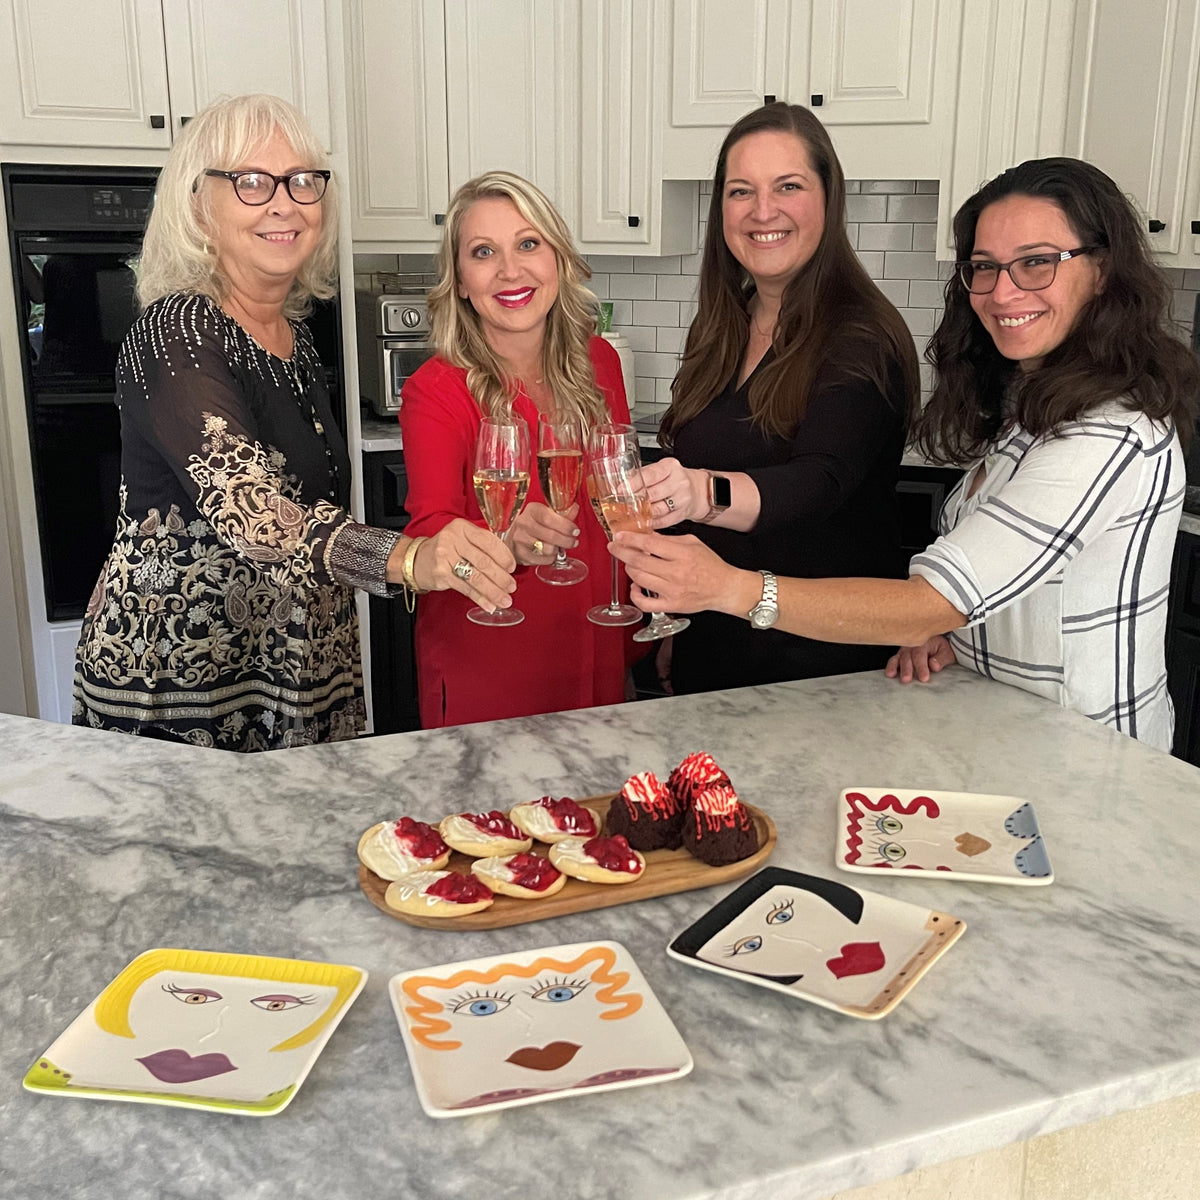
[835, 787, 1054, 885]
[667, 867, 965, 1019]
[390, 939, 692, 1117]
[23, 948, 367, 1115]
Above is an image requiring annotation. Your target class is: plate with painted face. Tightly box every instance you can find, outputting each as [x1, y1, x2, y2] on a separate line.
[23, 948, 367, 1115]
[668, 867, 965, 1019]
[835, 787, 1053, 885]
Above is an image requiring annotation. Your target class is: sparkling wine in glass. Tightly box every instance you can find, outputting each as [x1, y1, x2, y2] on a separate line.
[592, 445, 690, 643]
[585, 422, 641, 627]
[468, 416, 530, 626]
[535, 411, 588, 586]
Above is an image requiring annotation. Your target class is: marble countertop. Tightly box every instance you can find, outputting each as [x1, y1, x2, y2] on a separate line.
[4, 670, 1200, 1200]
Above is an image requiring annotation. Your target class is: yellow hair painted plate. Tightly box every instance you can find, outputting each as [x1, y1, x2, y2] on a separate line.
[23, 948, 367, 1115]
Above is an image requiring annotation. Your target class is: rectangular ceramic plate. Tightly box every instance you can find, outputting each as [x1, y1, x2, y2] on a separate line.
[359, 794, 776, 931]
[23, 948, 367, 1115]
[835, 787, 1054, 885]
[668, 867, 965, 1019]
[390, 939, 693, 1117]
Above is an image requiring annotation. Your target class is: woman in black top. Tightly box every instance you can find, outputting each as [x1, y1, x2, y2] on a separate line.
[641, 101, 918, 694]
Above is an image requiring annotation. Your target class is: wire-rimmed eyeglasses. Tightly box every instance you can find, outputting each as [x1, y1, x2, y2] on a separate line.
[955, 246, 1098, 295]
[201, 169, 330, 206]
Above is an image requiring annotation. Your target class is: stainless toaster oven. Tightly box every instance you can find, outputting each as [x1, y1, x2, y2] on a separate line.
[355, 291, 435, 418]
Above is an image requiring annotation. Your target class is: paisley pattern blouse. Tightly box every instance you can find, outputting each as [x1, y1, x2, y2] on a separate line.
[73, 293, 401, 752]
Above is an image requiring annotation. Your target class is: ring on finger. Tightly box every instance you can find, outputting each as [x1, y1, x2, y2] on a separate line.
[452, 557, 474, 581]
[664, 496, 676, 512]
[531, 538, 545, 556]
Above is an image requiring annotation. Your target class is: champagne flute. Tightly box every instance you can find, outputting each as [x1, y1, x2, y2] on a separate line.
[593, 445, 690, 643]
[535, 411, 588, 585]
[585, 422, 642, 626]
[468, 416, 530, 626]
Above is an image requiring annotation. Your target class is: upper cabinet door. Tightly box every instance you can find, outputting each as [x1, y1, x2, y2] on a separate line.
[800, 0, 939, 125]
[346, 0, 449, 246]
[160, 0, 331, 149]
[0, 0, 172, 148]
[444, 0, 569, 209]
[1074, 0, 1200, 258]
[670, 0, 791, 127]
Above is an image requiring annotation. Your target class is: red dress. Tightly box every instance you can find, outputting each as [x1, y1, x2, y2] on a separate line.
[399, 336, 634, 728]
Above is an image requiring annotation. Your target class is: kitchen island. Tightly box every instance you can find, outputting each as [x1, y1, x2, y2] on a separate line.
[3, 669, 1199, 1200]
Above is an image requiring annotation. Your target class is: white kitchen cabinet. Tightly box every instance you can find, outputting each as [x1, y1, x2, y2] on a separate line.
[1070, 0, 1200, 266]
[0, 0, 330, 151]
[938, 0, 1082, 258]
[662, 0, 961, 182]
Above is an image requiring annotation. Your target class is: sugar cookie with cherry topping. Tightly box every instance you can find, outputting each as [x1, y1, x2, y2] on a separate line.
[508, 795, 599, 844]
[357, 817, 451, 880]
[549, 834, 646, 884]
[438, 810, 532, 857]
[384, 870, 494, 918]
[470, 851, 567, 899]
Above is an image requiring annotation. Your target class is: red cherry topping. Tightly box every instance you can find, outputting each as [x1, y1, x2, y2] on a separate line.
[426, 873, 493, 903]
[533, 796, 597, 835]
[462, 810, 523, 839]
[393, 817, 448, 860]
[581, 835, 643, 875]
[505, 852, 562, 892]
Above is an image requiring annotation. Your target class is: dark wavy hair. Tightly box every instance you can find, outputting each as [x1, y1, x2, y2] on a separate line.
[661, 101, 918, 445]
[917, 156, 1199, 463]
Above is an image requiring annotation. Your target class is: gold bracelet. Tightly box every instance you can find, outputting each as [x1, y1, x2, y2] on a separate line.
[401, 535, 428, 593]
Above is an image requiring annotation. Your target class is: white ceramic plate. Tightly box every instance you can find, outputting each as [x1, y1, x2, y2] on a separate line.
[668, 867, 965, 1019]
[834, 787, 1054, 885]
[23, 948, 367, 1115]
[390, 939, 692, 1117]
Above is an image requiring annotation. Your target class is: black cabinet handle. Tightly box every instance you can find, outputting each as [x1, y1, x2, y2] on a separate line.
[811, 94, 824, 107]
[1148, 219, 1166, 233]
[150, 114, 165, 129]
[1191, 220, 1200, 235]
[763, 94, 776, 105]
[434, 213, 445, 226]
[627, 215, 640, 228]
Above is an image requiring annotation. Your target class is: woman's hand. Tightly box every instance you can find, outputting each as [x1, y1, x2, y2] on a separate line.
[508, 501, 580, 566]
[638, 457, 708, 528]
[608, 530, 754, 615]
[884, 635, 957, 684]
[404, 519, 517, 611]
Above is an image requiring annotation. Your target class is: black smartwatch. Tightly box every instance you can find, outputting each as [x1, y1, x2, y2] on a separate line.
[700, 472, 731, 523]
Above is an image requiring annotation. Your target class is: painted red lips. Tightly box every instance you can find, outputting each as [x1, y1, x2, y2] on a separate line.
[826, 941, 886, 979]
[505, 1041, 581, 1071]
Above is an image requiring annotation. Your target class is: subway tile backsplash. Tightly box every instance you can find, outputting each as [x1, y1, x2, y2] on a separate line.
[584, 180, 1200, 420]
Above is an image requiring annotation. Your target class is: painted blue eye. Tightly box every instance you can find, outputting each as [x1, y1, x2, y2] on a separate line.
[469, 999, 499, 1015]
[449, 994, 511, 1017]
[731, 935, 763, 955]
[531, 984, 582, 1003]
[769, 910, 792, 924]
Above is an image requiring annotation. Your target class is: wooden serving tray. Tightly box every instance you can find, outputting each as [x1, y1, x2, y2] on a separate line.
[357, 793, 777, 931]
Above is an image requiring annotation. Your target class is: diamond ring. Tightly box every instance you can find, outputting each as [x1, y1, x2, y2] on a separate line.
[664, 496, 676, 512]
[452, 558, 474, 581]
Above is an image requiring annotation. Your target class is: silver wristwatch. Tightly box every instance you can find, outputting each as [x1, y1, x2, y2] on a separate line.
[748, 570, 779, 629]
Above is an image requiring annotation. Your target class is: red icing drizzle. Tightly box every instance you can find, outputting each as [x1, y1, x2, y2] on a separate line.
[462, 810, 523, 839]
[505, 852, 562, 891]
[533, 796, 597, 835]
[620, 772, 676, 817]
[669, 752, 731, 802]
[692, 785, 751, 832]
[581, 835, 643, 874]
[392, 817, 448, 860]
[426, 873, 492, 903]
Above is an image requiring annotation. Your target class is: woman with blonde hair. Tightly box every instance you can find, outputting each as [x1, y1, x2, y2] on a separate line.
[74, 94, 515, 751]
[401, 170, 635, 728]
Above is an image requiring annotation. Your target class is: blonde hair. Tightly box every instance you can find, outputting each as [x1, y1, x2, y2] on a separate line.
[136, 93, 339, 320]
[429, 171, 607, 423]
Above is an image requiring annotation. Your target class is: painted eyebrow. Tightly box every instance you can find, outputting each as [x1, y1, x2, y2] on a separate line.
[970, 242, 1064, 257]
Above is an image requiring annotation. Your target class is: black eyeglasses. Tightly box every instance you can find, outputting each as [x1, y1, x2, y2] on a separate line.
[201, 169, 330, 206]
[955, 246, 1098, 294]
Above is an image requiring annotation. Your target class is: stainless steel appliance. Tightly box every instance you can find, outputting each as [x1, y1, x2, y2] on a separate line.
[356, 290, 434, 417]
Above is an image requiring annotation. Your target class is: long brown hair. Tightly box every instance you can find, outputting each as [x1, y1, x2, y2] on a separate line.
[662, 102, 918, 445]
[428, 171, 607, 424]
[917, 157, 1199, 463]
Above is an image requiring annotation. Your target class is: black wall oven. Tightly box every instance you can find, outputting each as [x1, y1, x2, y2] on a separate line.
[3, 163, 345, 624]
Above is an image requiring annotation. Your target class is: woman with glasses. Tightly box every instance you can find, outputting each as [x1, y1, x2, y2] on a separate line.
[73, 94, 515, 751]
[611, 157, 1199, 748]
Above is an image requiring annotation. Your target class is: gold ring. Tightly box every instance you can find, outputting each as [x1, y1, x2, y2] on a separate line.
[664, 496, 676, 511]
[532, 539, 545, 556]
[452, 558, 474, 581]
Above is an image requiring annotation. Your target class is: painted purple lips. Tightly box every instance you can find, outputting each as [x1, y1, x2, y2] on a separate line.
[136, 1048, 236, 1083]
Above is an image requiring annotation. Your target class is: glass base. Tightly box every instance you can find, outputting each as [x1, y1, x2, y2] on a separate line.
[587, 602, 643, 627]
[536, 556, 588, 586]
[467, 605, 525, 626]
[632, 614, 690, 643]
